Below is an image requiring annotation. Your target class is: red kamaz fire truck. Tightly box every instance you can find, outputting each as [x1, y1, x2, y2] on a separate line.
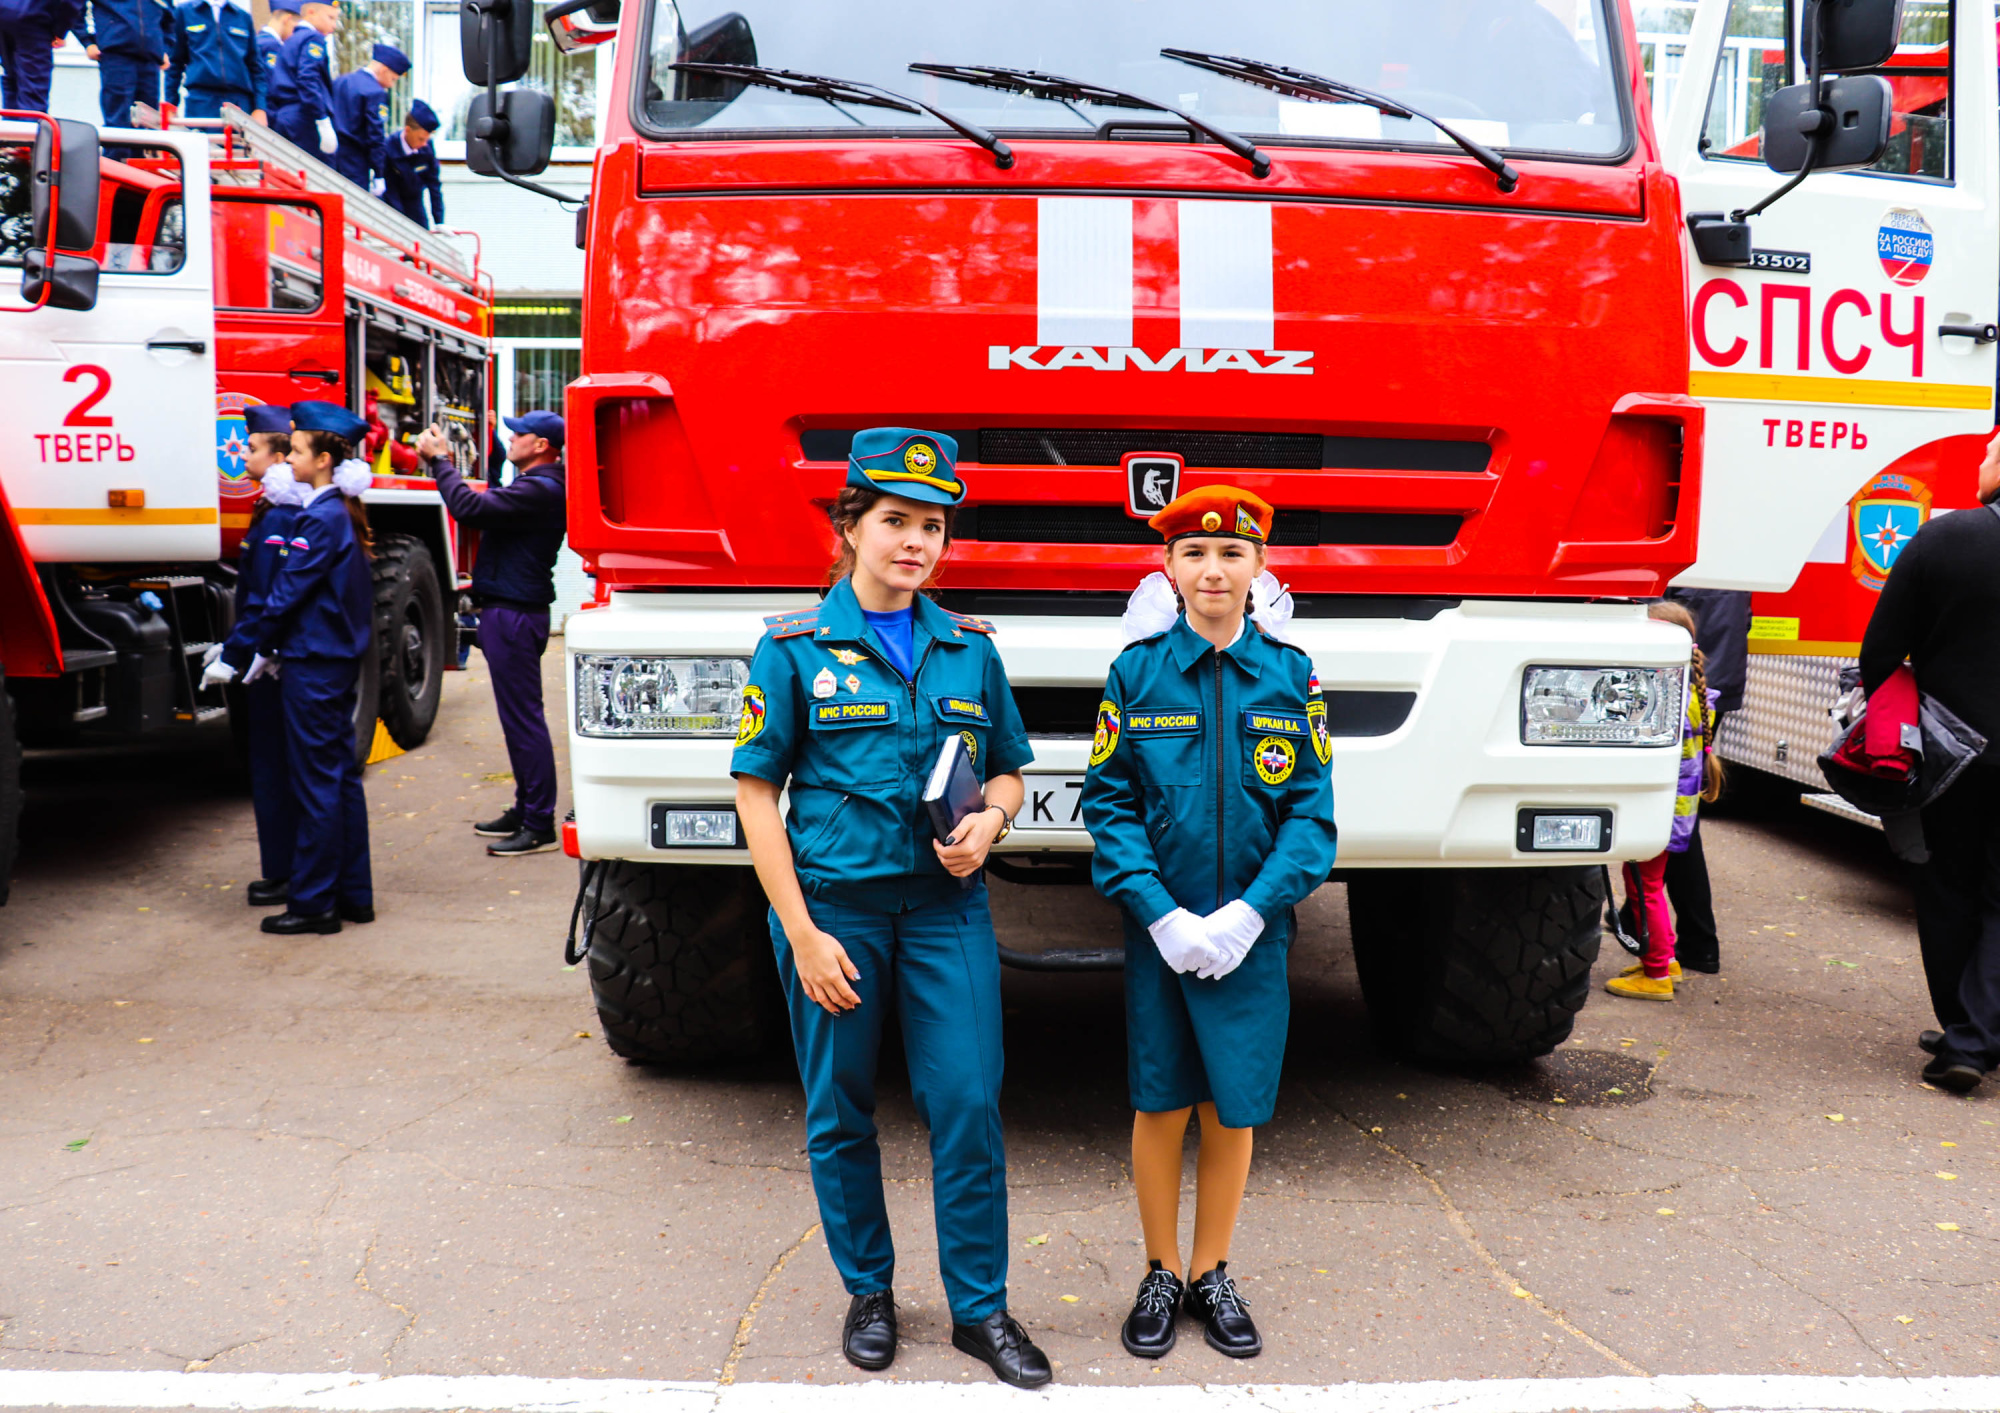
[453, 0, 1993, 1064]
[0, 109, 494, 901]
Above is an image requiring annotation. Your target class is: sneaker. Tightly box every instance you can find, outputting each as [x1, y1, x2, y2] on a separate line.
[1616, 959, 1682, 982]
[473, 808, 522, 838]
[1120, 1261, 1184, 1359]
[1605, 971, 1674, 1002]
[1185, 1263, 1260, 1358]
[487, 826, 558, 857]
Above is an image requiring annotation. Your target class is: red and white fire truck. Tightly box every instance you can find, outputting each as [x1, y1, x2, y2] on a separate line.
[455, 0, 1993, 1064]
[0, 109, 495, 901]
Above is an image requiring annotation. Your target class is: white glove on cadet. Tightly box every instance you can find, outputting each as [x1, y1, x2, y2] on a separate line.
[1195, 899, 1265, 981]
[244, 654, 279, 683]
[200, 658, 238, 689]
[316, 117, 338, 155]
[200, 642, 224, 668]
[1147, 907, 1220, 975]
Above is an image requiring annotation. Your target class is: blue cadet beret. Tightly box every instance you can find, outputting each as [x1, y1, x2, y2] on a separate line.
[845, 427, 964, 506]
[290, 400, 368, 443]
[268, 0, 301, 14]
[406, 98, 439, 131]
[242, 403, 293, 436]
[372, 43, 411, 75]
[503, 410, 565, 450]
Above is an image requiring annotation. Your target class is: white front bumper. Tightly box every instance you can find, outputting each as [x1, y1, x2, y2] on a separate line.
[566, 593, 1688, 868]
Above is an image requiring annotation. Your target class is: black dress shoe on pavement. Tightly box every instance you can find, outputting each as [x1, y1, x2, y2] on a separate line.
[474, 808, 522, 838]
[951, 1309, 1052, 1389]
[1120, 1261, 1183, 1359]
[260, 909, 341, 936]
[1920, 1029, 1945, 1056]
[338, 900, 375, 924]
[1186, 1262, 1261, 1358]
[488, 827, 558, 857]
[246, 878, 289, 907]
[841, 1290, 897, 1371]
[1678, 952, 1721, 975]
[1923, 1052, 1982, 1094]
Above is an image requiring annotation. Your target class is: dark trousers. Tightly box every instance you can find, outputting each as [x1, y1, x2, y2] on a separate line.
[331, 140, 370, 188]
[479, 604, 556, 833]
[246, 675, 297, 883]
[97, 51, 161, 128]
[281, 655, 371, 915]
[270, 102, 315, 148]
[182, 84, 251, 119]
[0, 28, 57, 112]
[1916, 764, 2000, 1068]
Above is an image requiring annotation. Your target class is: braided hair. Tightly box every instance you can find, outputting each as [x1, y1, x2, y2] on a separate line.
[1648, 599, 1724, 802]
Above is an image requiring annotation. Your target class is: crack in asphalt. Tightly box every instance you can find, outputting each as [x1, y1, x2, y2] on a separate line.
[176, 1336, 265, 1373]
[716, 1220, 820, 1387]
[352, 1229, 420, 1370]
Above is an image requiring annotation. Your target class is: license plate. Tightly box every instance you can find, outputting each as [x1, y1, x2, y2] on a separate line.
[1020, 774, 1088, 831]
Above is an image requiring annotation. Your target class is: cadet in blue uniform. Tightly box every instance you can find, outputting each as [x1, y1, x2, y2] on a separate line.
[202, 404, 303, 906]
[256, 0, 296, 78]
[250, 400, 374, 936]
[1081, 484, 1337, 1363]
[163, 0, 263, 120]
[381, 98, 443, 228]
[731, 429, 1052, 1390]
[0, 0, 80, 113]
[76, 0, 173, 129]
[269, 0, 334, 154]
[329, 40, 403, 189]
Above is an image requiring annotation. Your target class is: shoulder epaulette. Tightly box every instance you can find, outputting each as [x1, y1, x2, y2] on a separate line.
[943, 609, 995, 635]
[1113, 631, 1170, 656]
[766, 613, 821, 640]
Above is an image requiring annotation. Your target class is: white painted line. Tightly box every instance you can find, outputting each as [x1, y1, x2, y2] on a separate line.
[1177, 199, 1274, 353]
[4, 1371, 2000, 1412]
[1036, 196, 1133, 348]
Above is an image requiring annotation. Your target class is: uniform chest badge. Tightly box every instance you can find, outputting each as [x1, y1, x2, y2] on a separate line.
[960, 729, 978, 765]
[830, 648, 867, 665]
[1255, 735, 1296, 785]
[844, 673, 862, 693]
[812, 668, 837, 698]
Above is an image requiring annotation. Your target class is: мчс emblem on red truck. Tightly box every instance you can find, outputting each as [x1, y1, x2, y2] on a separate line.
[1849, 471, 1932, 591]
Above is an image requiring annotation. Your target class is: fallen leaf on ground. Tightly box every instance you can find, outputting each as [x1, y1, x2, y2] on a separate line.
[1941, 1141, 1957, 1147]
[1936, 1223, 1960, 1231]
[611, 1115, 633, 1124]
[1026, 1234, 1050, 1246]
[1897, 1316, 1914, 1324]
[1826, 1114, 1845, 1122]
[574, 1031, 592, 1039]
[1937, 1172, 1958, 1181]
[1657, 1208, 1676, 1216]
[1511, 1287, 1531, 1298]
[64, 1138, 88, 1151]
[136, 1038, 154, 1044]
[1060, 1295, 1079, 1303]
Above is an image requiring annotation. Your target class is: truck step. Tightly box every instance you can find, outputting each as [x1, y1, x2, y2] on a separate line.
[1800, 791, 1882, 831]
[70, 704, 108, 724]
[182, 640, 217, 657]
[130, 576, 207, 591]
[188, 706, 230, 725]
[59, 648, 118, 674]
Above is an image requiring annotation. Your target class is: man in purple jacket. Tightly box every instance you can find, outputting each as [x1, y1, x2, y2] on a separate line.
[416, 413, 568, 856]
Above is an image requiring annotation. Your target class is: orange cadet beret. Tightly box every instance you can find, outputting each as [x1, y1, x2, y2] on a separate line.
[1147, 484, 1275, 545]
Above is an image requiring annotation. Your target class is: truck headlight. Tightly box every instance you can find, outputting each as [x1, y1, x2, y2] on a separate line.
[575, 655, 750, 737]
[1521, 665, 1683, 747]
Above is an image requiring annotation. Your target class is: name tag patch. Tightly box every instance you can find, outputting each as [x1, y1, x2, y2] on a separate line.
[1126, 709, 1202, 736]
[813, 699, 893, 726]
[1243, 710, 1308, 737]
[934, 695, 989, 724]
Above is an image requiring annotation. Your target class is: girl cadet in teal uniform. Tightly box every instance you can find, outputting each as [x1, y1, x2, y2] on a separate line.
[1081, 484, 1337, 1363]
[731, 428, 1051, 1391]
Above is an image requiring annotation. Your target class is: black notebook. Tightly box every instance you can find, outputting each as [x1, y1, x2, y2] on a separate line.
[923, 734, 986, 888]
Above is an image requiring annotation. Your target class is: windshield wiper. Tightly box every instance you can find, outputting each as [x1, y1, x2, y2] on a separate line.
[668, 62, 1014, 169]
[909, 63, 1270, 179]
[1160, 49, 1518, 193]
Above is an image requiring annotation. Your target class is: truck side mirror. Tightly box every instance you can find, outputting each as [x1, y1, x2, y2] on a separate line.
[23, 249, 100, 311]
[31, 117, 99, 253]
[545, 0, 618, 54]
[460, 0, 534, 86]
[1762, 74, 1893, 173]
[466, 89, 555, 176]
[1817, 0, 1905, 73]
[674, 13, 755, 101]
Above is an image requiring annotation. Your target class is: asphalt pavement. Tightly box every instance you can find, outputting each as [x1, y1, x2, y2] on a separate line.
[2, 653, 1995, 1399]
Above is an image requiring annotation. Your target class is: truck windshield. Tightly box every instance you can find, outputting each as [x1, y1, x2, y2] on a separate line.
[639, 0, 1629, 159]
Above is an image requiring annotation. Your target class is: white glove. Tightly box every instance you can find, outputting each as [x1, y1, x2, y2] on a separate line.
[370, 177, 385, 196]
[1147, 907, 1221, 975]
[1195, 899, 1265, 981]
[316, 117, 337, 154]
[201, 642, 224, 668]
[245, 654, 279, 683]
[200, 658, 239, 689]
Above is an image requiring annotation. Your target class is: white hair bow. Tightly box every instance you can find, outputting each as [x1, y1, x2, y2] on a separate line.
[259, 463, 305, 508]
[1119, 569, 1296, 645]
[332, 459, 374, 499]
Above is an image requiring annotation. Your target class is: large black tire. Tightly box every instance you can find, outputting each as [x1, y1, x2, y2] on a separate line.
[583, 861, 783, 1064]
[1347, 865, 1604, 1063]
[371, 534, 447, 749]
[0, 682, 18, 906]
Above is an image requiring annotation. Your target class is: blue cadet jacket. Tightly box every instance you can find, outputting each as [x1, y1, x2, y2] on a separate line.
[273, 22, 327, 121]
[165, 0, 262, 106]
[730, 577, 1034, 913]
[330, 67, 389, 181]
[1081, 616, 1337, 931]
[251, 488, 372, 661]
[0, 0, 81, 35]
[78, 0, 169, 58]
[382, 134, 444, 227]
[219, 503, 299, 671]
[254, 24, 278, 70]
[427, 455, 564, 609]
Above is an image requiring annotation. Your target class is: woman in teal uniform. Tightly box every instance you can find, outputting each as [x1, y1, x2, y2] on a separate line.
[1081, 484, 1337, 1362]
[731, 428, 1051, 1390]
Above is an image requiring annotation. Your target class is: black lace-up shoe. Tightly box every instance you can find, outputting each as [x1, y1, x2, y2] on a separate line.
[842, 1290, 897, 1370]
[260, 909, 340, 936]
[1924, 1050, 1982, 1094]
[1120, 1261, 1183, 1359]
[1186, 1262, 1261, 1358]
[337, 899, 375, 924]
[487, 827, 558, 857]
[246, 878, 289, 907]
[473, 808, 521, 838]
[951, 1309, 1052, 1389]
[1920, 1029, 1944, 1056]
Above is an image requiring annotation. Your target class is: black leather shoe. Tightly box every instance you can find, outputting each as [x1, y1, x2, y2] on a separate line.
[1678, 952, 1721, 975]
[487, 827, 558, 857]
[474, 808, 521, 838]
[247, 878, 289, 907]
[338, 900, 375, 924]
[842, 1290, 897, 1371]
[261, 909, 341, 936]
[1923, 1052, 1982, 1094]
[1920, 1029, 1945, 1056]
[1120, 1261, 1183, 1359]
[1186, 1263, 1261, 1358]
[951, 1309, 1051, 1389]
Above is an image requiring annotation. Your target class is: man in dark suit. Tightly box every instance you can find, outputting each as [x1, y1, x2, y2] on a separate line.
[381, 96, 443, 227]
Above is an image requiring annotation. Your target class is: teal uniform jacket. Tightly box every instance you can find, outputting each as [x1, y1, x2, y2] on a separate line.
[730, 577, 1034, 912]
[1081, 615, 1337, 1127]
